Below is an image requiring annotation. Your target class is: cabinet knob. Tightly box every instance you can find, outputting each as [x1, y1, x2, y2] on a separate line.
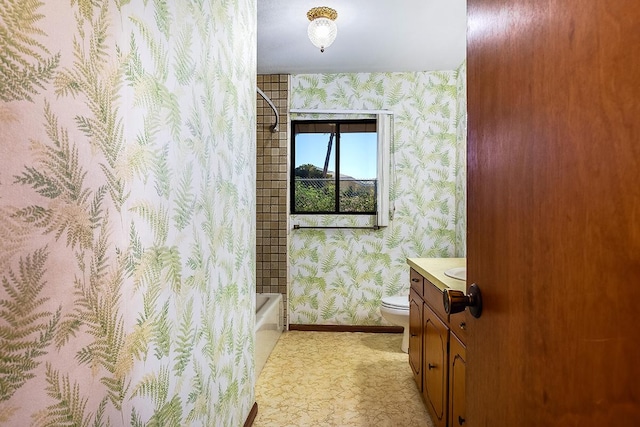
[411, 278, 420, 282]
[443, 284, 483, 318]
[458, 415, 466, 425]
[428, 363, 436, 370]
[459, 322, 466, 330]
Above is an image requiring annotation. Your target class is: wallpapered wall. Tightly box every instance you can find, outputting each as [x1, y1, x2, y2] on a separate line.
[455, 61, 467, 256]
[0, 0, 256, 425]
[289, 71, 465, 325]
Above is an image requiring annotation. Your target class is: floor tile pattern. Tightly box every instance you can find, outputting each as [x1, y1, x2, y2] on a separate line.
[254, 331, 434, 427]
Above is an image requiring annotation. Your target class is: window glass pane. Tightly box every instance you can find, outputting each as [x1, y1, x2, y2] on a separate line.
[291, 120, 378, 214]
[339, 131, 377, 212]
[339, 131, 376, 179]
[294, 128, 336, 212]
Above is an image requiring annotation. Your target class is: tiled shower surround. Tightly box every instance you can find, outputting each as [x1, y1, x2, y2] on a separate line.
[256, 74, 290, 325]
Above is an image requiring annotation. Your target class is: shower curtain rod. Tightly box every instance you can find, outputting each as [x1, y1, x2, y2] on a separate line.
[256, 87, 279, 133]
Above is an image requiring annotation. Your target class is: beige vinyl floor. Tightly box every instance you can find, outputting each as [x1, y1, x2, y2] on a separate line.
[254, 331, 435, 427]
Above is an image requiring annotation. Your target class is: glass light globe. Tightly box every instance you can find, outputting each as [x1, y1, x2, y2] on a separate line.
[308, 17, 337, 53]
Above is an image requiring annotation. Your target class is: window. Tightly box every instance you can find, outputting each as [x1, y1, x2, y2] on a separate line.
[291, 119, 378, 215]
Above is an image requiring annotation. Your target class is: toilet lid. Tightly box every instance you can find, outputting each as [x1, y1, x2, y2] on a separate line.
[381, 296, 409, 310]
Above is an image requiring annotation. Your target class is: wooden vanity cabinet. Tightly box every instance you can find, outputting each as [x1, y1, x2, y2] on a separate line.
[409, 267, 466, 427]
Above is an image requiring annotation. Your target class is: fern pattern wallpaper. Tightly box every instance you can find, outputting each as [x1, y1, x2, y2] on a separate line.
[455, 61, 467, 257]
[289, 71, 466, 325]
[0, 0, 256, 425]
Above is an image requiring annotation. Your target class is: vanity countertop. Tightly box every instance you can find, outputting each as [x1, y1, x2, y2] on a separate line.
[406, 257, 466, 292]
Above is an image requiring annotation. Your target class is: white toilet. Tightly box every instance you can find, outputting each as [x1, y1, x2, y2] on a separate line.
[380, 295, 410, 353]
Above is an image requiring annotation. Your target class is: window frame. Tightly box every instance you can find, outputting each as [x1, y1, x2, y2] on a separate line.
[290, 118, 378, 215]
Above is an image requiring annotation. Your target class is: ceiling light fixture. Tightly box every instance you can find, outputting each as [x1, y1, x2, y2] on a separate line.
[307, 6, 338, 53]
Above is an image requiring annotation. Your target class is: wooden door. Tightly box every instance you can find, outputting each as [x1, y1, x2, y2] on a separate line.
[467, 0, 640, 425]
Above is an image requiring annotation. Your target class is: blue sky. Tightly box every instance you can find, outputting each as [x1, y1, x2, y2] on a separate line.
[295, 132, 377, 179]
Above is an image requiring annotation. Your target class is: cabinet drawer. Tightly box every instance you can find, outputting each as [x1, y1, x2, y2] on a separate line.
[410, 268, 424, 297]
[424, 278, 448, 323]
[449, 311, 468, 344]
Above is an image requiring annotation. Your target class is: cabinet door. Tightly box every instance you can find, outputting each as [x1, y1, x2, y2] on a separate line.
[423, 303, 449, 427]
[409, 289, 423, 391]
[449, 334, 466, 427]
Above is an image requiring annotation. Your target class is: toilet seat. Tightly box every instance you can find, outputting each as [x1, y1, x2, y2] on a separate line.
[381, 296, 409, 311]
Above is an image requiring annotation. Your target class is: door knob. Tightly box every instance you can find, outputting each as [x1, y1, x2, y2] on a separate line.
[443, 284, 483, 318]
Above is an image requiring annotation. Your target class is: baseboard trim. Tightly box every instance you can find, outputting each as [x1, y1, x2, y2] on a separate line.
[288, 324, 404, 333]
[244, 402, 258, 427]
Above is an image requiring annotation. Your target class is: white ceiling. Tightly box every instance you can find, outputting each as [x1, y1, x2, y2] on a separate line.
[257, 0, 467, 74]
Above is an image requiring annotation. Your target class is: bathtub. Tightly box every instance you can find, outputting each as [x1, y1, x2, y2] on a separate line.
[255, 293, 283, 377]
